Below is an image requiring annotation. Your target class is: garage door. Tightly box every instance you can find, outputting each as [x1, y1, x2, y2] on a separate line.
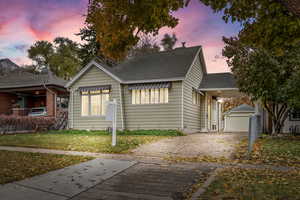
[225, 116, 250, 132]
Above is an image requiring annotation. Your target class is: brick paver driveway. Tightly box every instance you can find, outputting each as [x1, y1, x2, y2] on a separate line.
[132, 132, 247, 158]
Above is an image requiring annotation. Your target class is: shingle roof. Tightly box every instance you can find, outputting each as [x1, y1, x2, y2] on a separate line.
[227, 104, 255, 114]
[199, 73, 237, 90]
[94, 46, 203, 82]
[0, 58, 20, 75]
[0, 70, 67, 89]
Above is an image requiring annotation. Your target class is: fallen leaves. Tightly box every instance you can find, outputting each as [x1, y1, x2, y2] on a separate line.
[166, 136, 300, 169]
[199, 168, 300, 200]
[0, 150, 92, 184]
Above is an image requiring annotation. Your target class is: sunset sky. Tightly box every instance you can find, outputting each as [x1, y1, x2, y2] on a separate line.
[0, 0, 241, 73]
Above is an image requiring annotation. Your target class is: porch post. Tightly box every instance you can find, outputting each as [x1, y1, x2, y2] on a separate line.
[46, 90, 57, 117]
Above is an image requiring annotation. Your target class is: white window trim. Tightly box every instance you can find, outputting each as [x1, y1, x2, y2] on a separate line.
[80, 89, 110, 117]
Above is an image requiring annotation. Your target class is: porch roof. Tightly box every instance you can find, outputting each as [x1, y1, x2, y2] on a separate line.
[199, 72, 241, 97]
[199, 73, 237, 90]
[0, 70, 67, 90]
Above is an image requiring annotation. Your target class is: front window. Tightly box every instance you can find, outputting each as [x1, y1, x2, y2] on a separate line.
[132, 88, 169, 104]
[81, 89, 110, 116]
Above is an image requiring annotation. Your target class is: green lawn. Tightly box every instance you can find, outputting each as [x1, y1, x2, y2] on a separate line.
[0, 150, 91, 184]
[0, 130, 178, 153]
[234, 136, 300, 167]
[200, 168, 300, 200]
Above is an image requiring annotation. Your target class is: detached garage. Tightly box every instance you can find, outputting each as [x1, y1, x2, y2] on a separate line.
[223, 104, 255, 132]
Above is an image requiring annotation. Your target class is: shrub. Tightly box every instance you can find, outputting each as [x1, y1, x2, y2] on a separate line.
[0, 115, 55, 134]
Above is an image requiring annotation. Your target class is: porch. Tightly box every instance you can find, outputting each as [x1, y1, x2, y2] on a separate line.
[0, 86, 68, 118]
[203, 89, 242, 133]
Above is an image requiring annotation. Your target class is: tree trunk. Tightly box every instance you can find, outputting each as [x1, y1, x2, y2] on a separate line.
[263, 101, 289, 135]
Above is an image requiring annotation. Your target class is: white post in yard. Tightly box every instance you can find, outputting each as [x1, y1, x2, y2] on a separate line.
[105, 99, 117, 146]
[112, 99, 117, 146]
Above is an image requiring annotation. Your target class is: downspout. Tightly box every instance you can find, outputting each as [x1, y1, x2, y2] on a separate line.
[118, 84, 124, 130]
[72, 89, 74, 129]
[181, 81, 184, 130]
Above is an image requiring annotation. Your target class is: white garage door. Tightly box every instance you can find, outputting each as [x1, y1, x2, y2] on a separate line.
[225, 115, 250, 132]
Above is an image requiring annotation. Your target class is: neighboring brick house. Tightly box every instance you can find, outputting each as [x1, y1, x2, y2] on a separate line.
[0, 60, 68, 117]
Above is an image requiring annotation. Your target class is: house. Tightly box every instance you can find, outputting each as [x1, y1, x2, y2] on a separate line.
[0, 61, 68, 117]
[223, 104, 255, 132]
[66, 45, 240, 132]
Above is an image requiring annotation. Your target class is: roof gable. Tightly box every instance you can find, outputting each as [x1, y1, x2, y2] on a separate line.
[66, 60, 122, 88]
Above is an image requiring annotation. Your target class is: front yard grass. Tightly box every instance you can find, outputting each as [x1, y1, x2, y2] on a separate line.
[0, 130, 176, 153]
[199, 168, 300, 200]
[0, 150, 91, 184]
[233, 135, 300, 167]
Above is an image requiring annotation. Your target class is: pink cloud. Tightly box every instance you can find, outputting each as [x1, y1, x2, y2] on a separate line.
[0, 0, 239, 72]
[157, 0, 238, 73]
[0, 0, 87, 65]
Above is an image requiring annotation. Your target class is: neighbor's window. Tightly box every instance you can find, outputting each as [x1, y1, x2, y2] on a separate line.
[290, 109, 300, 121]
[81, 89, 110, 116]
[192, 90, 201, 105]
[132, 88, 168, 104]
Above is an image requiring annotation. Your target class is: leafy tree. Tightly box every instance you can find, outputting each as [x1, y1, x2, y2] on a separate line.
[280, 0, 300, 17]
[223, 96, 253, 113]
[49, 37, 82, 80]
[161, 33, 177, 51]
[76, 25, 102, 66]
[86, 0, 187, 61]
[199, 0, 300, 134]
[85, 0, 300, 59]
[223, 36, 300, 134]
[127, 34, 160, 58]
[27, 41, 54, 71]
[200, 0, 300, 55]
[27, 37, 81, 80]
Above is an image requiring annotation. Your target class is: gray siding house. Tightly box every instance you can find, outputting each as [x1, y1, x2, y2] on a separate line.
[66, 46, 238, 132]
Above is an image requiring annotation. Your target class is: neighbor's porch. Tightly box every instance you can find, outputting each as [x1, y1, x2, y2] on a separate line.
[0, 86, 68, 118]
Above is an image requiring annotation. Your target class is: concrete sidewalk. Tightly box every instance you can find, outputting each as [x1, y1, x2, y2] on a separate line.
[0, 158, 136, 200]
